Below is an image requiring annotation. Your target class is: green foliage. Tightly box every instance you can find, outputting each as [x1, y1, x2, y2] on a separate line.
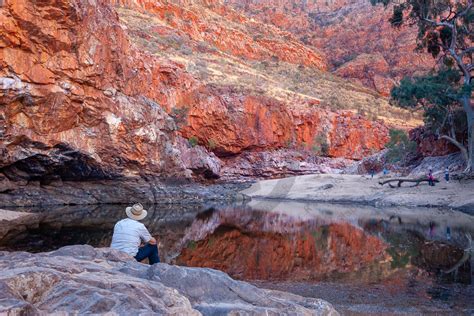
[312, 132, 329, 156]
[370, 0, 473, 60]
[391, 68, 463, 109]
[207, 138, 217, 150]
[186, 240, 197, 250]
[391, 68, 468, 137]
[188, 136, 199, 147]
[385, 129, 417, 163]
[311, 227, 329, 252]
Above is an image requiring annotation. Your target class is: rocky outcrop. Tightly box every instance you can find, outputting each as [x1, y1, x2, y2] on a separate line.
[220, 149, 353, 180]
[0, 245, 338, 315]
[1, 0, 395, 206]
[0, 0, 202, 183]
[225, 0, 433, 95]
[409, 127, 460, 157]
[0, 176, 248, 207]
[179, 89, 389, 159]
[108, 0, 327, 70]
[241, 173, 474, 213]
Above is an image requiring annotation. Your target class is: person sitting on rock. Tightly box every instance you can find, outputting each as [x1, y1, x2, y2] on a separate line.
[110, 203, 159, 265]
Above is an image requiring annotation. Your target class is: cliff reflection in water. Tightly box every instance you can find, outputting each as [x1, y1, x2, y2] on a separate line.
[0, 201, 472, 285]
[176, 201, 474, 284]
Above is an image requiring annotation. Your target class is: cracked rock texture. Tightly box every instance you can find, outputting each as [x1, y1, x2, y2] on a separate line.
[0, 245, 338, 315]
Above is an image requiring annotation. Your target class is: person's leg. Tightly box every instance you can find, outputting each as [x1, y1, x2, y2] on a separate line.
[147, 243, 160, 264]
[135, 243, 160, 265]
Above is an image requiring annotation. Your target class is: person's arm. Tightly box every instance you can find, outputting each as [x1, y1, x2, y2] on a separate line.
[138, 224, 156, 245]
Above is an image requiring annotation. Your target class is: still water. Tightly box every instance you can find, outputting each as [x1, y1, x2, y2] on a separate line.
[1, 201, 473, 314]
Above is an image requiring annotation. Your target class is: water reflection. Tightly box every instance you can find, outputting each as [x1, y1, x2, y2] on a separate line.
[0, 204, 203, 261]
[1, 201, 472, 285]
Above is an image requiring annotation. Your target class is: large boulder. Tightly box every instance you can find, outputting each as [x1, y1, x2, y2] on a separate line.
[0, 245, 338, 315]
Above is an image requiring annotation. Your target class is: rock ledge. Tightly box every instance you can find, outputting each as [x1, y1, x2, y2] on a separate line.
[0, 245, 338, 315]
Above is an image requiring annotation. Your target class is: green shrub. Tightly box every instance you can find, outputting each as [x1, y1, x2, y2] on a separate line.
[385, 129, 417, 163]
[312, 132, 329, 156]
[207, 138, 217, 150]
[188, 136, 198, 147]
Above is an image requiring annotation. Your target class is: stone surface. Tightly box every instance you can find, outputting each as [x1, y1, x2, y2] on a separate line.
[176, 136, 222, 179]
[225, 0, 433, 94]
[0, 0, 394, 191]
[0, 176, 249, 207]
[241, 173, 474, 213]
[409, 127, 460, 157]
[0, 245, 339, 315]
[220, 149, 353, 180]
[0, 0, 198, 183]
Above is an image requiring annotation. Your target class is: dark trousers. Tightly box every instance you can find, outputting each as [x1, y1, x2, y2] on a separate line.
[135, 243, 160, 265]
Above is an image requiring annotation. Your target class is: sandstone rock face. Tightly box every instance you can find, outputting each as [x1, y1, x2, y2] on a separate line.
[176, 136, 221, 179]
[409, 127, 459, 157]
[0, 245, 339, 315]
[108, 0, 327, 70]
[225, 0, 433, 95]
[220, 149, 353, 180]
[1, 0, 393, 204]
[179, 89, 389, 159]
[0, 0, 198, 182]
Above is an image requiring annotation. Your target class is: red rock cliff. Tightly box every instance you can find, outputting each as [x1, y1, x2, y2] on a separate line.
[225, 0, 433, 96]
[1, 0, 392, 190]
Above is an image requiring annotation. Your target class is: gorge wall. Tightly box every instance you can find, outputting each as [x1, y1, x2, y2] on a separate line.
[0, 0, 417, 205]
[224, 0, 433, 96]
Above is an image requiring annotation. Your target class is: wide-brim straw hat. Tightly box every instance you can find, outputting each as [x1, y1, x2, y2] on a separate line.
[125, 203, 148, 221]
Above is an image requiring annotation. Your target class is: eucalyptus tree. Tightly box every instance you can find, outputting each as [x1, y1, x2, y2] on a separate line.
[372, 0, 473, 171]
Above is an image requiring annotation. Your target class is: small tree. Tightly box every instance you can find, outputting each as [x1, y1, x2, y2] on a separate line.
[385, 129, 418, 163]
[391, 68, 469, 160]
[371, 0, 473, 172]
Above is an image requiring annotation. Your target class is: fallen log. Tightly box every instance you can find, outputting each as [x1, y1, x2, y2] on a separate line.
[379, 178, 439, 188]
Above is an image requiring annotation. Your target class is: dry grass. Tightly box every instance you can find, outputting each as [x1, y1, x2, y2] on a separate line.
[117, 8, 422, 128]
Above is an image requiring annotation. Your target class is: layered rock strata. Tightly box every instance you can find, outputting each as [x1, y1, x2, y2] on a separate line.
[1, 0, 393, 207]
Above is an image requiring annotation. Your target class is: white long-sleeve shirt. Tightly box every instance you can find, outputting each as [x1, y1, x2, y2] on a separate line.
[110, 218, 152, 256]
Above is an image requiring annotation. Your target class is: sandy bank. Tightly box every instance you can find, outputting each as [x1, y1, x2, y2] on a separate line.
[241, 174, 474, 214]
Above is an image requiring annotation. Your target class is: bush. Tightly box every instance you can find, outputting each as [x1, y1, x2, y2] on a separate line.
[312, 132, 329, 156]
[385, 129, 417, 163]
[207, 138, 217, 150]
[188, 136, 198, 147]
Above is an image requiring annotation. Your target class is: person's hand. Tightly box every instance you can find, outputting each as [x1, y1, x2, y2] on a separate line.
[148, 237, 157, 245]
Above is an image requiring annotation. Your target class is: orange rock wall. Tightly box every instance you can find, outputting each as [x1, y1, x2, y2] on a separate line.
[108, 0, 327, 70]
[1, 0, 392, 185]
[225, 0, 433, 95]
[179, 88, 388, 159]
[0, 0, 195, 176]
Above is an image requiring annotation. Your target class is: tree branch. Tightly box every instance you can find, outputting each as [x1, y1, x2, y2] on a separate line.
[453, 0, 473, 19]
[422, 18, 453, 28]
[441, 135, 469, 162]
[460, 47, 474, 57]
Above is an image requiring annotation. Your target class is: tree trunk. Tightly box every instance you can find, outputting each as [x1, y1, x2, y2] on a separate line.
[460, 77, 473, 173]
[467, 117, 474, 172]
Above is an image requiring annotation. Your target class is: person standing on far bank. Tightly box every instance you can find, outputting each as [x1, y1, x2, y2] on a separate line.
[110, 203, 159, 264]
[444, 167, 450, 183]
[428, 168, 435, 186]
